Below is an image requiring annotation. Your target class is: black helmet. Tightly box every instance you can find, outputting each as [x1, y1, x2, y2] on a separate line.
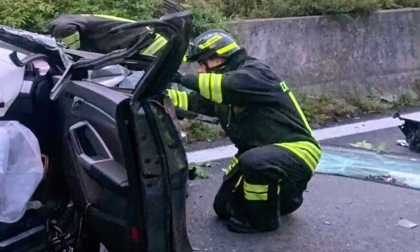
[184, 29, 241, 63]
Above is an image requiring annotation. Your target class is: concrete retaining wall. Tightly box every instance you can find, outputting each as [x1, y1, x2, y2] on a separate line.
[184, 9, 420, 97]
[228, 8, 420, 96]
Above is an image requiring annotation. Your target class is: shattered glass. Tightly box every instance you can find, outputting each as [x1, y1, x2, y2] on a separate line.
[316, 146, 420, 189]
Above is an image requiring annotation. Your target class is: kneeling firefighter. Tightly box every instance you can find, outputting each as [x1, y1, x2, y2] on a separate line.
[168, 30, 322, 233]
[48, 14, 167, 57]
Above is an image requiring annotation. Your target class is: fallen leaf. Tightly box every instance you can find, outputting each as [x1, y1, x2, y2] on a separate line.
[350, 140, 374, 150]
[376, 142, 387, 153]
[188, 163, 209, 179]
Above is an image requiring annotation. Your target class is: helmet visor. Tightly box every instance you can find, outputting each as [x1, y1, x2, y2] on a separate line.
[184, 42, 201, 62]
[184, 42, 217, 63]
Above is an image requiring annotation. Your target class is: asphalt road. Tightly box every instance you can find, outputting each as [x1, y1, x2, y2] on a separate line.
[319, 127, 415, 157]
[185, 126, 420, 252]
[185, 117, 415, 156]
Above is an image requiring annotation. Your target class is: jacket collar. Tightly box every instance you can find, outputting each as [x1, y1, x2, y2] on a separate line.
[216, 48, 253, 73]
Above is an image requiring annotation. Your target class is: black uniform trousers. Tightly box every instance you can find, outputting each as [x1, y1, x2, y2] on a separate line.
[213, 144, 314, 227]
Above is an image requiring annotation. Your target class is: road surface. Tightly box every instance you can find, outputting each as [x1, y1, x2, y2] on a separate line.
[185, 113, 420, 252]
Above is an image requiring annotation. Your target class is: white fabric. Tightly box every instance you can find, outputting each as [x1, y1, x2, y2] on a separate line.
[0, 48, 25, 117]
[0, 121, 44, 223]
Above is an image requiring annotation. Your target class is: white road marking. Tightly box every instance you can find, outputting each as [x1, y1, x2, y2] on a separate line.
[186, 111, 420, 163]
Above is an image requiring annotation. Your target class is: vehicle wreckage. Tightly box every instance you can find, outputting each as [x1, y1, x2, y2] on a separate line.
[0, 11, 195, 252]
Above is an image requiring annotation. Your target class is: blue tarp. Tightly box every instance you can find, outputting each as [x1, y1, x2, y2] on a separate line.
[317, 146, 420, 189]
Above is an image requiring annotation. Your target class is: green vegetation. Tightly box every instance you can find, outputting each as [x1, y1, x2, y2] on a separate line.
[182, 120, 225, 143]
[296, 90, 420, 125]
[1, 0, 419, 33]
[0, 0, 228, 34]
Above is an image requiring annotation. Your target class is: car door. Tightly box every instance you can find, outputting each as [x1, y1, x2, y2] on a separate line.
[55, 11, 194, 252]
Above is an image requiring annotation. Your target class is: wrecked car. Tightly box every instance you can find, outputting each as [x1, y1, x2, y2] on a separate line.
[0, 11, 194, 252]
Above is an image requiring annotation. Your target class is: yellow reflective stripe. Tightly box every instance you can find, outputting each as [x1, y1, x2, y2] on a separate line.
[235, 176, 243, 189]
[235, 176, 243, 188]
[280, 81, 289, 92]
[275, 141, 321, 172]
[81, 14, 168, 55]
[183, 55, 188, 62]
[90, 14, 135, 22]
[143, 36, 167, 55]
[81, 15, 154, 33]
[61, 32, 80, 49]
[82, 14, 168, 55]
[167, 89, 178, 107]
[282, 145, 317, 170]
[289, 91, 313, 136]
[245, 192, 267, 201]
[230, 156, 239, 167]
[142, 35, 168, 56]
[176, 91, 188, 111]
[89, 14, 154, 35]
[216, 42, 239, 55]
[225, 156, 239, 175]
[198, 74, 211, 99]
[209, 73, 223, 103]
[198, 73, 223, 103]
[244, 181, 268, 193]
[278, 81, 313, 136]
[166, 89, 189, 110]
[286, 141, 321, 162]
[199, 34, 223, 49]
[244, 181, 268, 201]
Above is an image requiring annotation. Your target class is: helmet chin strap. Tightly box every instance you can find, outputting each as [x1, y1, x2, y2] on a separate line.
[205, 61, 227, 73]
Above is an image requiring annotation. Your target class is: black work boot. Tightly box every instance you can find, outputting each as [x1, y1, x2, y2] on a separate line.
[213, 168, 242, 220]
[227, 184, 280, 234]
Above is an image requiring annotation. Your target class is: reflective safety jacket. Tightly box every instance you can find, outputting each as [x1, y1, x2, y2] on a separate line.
[48, 14, 167, 56]
[168, 51, 322, 172]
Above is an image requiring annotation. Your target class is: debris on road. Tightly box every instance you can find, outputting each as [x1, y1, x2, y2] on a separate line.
[380, 95, 398, 103]
[394, 112, 420, 153]
[189, 162, 219, 180]
[350, 140, 374, 150]
[365, 174, 397, 184]
[376, 143, 387, 153]
[398, 218, 418, 229]
[397, 139, 409, 147]
[350, 140, 387, 153]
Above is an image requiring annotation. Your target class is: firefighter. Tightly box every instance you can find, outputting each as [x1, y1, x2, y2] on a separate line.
[47, 14, 167, 56]
[167, 29, 322, 233]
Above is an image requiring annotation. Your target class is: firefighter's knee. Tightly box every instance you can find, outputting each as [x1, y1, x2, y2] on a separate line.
[237, 148, 264, 175]
[237, 147, 278, 183]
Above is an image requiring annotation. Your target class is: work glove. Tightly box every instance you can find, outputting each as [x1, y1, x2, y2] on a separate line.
[171, 71, 198, 91]
[178, 75, 200, 94]
[172, 71, 185, 84]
